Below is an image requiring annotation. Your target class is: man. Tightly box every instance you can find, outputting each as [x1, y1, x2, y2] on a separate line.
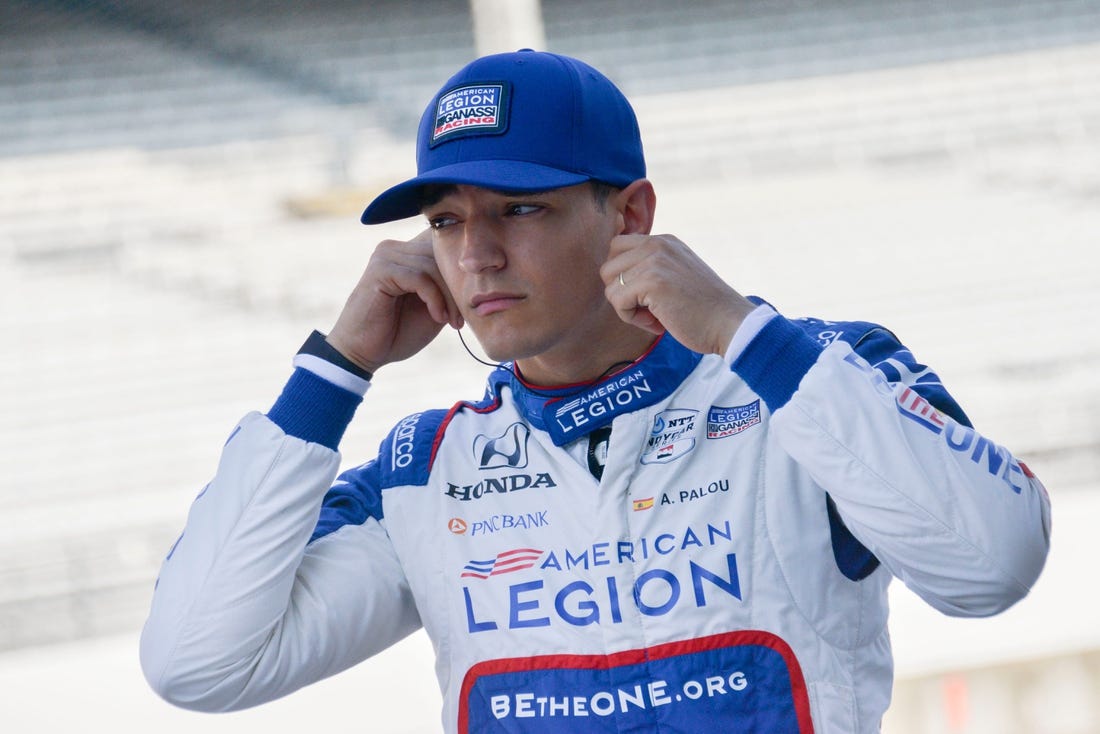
[141, 50, 1051, 733]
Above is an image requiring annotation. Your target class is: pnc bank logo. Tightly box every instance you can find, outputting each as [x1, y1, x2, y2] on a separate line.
[474, 422, 530, 470]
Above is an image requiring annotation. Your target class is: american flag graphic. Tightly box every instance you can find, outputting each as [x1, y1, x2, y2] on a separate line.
[460, 548, 543, 579]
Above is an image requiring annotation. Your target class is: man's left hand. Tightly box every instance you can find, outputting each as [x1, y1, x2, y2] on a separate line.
[600, 234, 757, 356]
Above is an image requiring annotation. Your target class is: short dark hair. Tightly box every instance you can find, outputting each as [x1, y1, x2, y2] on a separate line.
[418, 183, 457, 210]
[589, 181, 618, 212]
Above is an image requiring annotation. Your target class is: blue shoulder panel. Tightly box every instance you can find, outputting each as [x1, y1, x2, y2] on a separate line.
[309, 460, 384, 543]
[307, 378, 506, 545]
[374, 408, 453, 489]
[308, 407, 451, 543]
[793, 315, 970, 425]
[847, 327, 971, 427]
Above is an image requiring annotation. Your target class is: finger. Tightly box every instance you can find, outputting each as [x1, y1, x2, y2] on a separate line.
[378, 238, 456, 327]
[406, 250, 463, 329]
[397, 266, 453, 326]
[410, 227, 434, 245]
[603, 269, 658, 334]
[422, 254, 463, 329]
[625, 306, 666, 336]
[405, 229, 463, 328]
[432, 274, 463, 330]
[599, 234, 653, 288]
[602, 269, 666, 335]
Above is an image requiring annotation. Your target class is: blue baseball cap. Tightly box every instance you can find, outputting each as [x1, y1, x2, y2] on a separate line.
[360, 49, 646, 224]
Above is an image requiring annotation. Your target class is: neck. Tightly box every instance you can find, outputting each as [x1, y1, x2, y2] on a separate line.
[514, 327, 658, 387]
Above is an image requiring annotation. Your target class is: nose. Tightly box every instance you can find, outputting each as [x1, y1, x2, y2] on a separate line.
[458, 215, 506, 274]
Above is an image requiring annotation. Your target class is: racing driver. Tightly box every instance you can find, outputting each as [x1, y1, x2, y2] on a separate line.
[140, 50, 1051, 733]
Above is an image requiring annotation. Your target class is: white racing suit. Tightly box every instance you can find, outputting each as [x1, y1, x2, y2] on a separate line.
[140, 306, 1051, 733]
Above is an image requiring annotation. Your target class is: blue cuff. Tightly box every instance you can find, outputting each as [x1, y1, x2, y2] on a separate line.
[731, 316, 823, 412]
[266, 368, 362, 450]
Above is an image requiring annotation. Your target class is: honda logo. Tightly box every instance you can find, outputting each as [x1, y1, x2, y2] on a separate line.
[473, 422, 530, 469]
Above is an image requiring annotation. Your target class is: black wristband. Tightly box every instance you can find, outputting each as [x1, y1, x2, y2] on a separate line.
[297, 330, 374, 381]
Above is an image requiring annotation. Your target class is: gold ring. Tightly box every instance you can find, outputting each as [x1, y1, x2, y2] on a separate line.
[618, 272, 626, 287]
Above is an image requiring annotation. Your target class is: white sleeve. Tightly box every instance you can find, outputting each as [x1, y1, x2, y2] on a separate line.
[139, 411, 421, 711]
[773, 341, 1051, 616]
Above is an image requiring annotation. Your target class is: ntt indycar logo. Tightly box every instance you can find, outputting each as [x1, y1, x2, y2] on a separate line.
[462, 521, 742, 633]
[641, 408, 697, 464]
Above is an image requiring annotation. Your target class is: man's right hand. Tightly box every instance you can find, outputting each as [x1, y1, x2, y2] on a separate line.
[326, 229, 463, 375]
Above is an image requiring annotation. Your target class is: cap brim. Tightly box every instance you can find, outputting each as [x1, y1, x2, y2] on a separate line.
[360, 160, 592, 224]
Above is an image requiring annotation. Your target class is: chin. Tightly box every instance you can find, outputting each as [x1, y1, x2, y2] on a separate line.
[471, 330, 540, 365]
[464, 329, 512, 363]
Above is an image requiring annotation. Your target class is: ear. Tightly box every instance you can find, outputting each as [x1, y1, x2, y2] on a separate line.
[615, 179, 657, 235]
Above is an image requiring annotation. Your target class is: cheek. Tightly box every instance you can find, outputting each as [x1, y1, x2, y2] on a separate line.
[548, 263, 607, 310]
[552, 224, 611, 275]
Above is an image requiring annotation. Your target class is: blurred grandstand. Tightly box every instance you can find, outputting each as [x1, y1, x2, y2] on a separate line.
[1, 0, 1098, 731]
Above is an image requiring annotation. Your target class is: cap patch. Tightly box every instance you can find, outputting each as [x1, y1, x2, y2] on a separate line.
[431, 82, 511, 147]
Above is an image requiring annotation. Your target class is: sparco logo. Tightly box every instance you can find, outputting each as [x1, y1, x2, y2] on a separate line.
[474, 422, 530, 470]
[445, 473, 557, 501]
[391, 413, 422, 470]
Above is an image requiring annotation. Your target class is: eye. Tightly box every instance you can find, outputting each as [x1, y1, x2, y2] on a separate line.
[427, 215, 457, 230]
[506, 203, 542, 217]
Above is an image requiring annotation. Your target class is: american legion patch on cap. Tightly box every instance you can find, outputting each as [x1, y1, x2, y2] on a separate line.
[431, 82, 511, 147]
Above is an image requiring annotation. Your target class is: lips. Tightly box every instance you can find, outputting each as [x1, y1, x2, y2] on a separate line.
[471, 292, 525, 316]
